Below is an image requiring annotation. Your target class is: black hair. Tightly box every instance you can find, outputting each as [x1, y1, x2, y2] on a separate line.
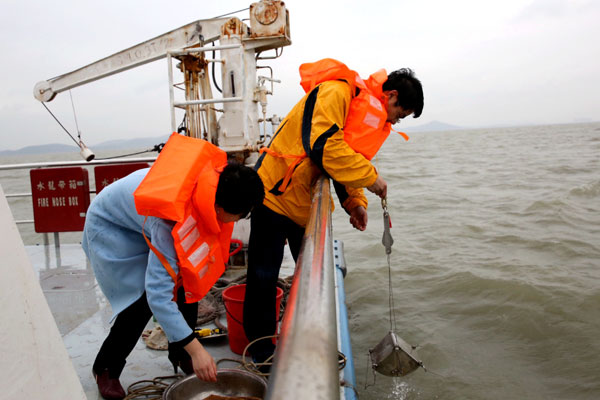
[382, 68, 424, 118]
[215, 161, 265, 218]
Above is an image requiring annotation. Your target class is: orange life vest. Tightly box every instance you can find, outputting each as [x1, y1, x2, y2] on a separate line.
[134, 133, 233, 303]
[299, 58, 408, 160]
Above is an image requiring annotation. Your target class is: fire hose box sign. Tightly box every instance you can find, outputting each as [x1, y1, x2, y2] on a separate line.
[30, 167, 90, 232]
[94, 163, 149, 194]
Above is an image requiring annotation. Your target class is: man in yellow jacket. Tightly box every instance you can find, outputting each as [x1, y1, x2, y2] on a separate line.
[243, 60, 424, 367]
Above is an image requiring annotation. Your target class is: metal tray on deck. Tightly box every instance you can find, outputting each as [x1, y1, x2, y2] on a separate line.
[163, 369, 266, 400]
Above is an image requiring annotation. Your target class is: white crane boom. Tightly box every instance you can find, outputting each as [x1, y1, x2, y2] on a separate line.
[33, 1, 291, 155]
[33, 19, 227, 102]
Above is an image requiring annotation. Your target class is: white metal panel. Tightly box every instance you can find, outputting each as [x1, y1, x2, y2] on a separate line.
[0, 185, 86, 400]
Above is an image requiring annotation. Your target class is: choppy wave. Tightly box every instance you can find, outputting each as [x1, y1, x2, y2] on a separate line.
[335, 123, 600, 399]
[2, 123, 600, 399]
[569, 180, 600, 198]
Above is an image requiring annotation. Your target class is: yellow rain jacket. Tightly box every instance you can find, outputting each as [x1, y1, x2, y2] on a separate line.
[256, 80, 378, 227]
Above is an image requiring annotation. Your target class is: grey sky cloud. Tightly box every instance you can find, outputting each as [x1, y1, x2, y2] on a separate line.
[1, 0, 599, 151]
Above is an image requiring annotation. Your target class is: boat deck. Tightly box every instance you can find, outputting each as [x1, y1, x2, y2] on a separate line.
[27, 243, 295, 399]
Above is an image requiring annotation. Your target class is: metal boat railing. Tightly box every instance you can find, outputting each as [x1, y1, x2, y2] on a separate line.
[267, 176, 340, 400]
[0, 157, 156, 224]
[0, 158, 156, 263]
[0, 157, 156, 172]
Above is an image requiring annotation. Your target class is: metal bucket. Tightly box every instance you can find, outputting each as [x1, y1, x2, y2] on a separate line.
[162, 369, 267, 400]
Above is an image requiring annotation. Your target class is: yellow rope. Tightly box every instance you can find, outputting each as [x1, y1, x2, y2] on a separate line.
[240, 335, 279, 377]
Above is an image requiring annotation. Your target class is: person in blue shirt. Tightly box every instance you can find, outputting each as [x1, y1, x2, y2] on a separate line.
[82, 162, 264, 400]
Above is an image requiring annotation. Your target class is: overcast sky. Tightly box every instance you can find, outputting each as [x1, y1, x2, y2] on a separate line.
[1, 0, 599, 151]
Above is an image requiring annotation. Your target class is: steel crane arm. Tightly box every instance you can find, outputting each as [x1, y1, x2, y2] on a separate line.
[33, 18, 228, 102]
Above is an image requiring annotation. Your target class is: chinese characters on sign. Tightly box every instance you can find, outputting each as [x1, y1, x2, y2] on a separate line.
[93, 163, 149, 194]
[30, 167, 90, 232]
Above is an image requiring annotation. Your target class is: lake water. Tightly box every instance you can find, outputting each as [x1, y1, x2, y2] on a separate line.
[334, 122, 600, 399]
[1, 122, 599, 399]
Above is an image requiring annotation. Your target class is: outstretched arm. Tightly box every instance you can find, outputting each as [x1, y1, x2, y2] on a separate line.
[144, 218, 217, 382]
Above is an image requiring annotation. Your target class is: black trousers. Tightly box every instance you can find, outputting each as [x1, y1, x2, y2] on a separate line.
[93, 286, 198, 378]
[243, 204, 304, 361]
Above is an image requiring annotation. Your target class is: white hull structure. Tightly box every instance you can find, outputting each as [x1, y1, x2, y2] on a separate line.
[0, 185, 86, 399]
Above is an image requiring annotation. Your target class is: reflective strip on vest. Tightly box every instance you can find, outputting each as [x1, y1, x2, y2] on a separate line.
[189, 242, 209, 268]
[369, 94, 383, 109]
[180, 226, 200, 253]
[363, 112, 382, 129]
[177, 215, 196, 240]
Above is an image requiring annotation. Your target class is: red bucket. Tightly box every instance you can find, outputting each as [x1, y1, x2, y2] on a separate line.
[222, 284, 283, 355]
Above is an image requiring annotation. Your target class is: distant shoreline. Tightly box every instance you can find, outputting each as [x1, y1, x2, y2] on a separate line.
[0, 134, 170, 156]
[2, 121, 598, 155]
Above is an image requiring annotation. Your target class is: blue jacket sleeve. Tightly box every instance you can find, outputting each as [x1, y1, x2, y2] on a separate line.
[144, 217, 193, 343]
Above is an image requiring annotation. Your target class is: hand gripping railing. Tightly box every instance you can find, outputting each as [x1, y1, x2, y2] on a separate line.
[266, 176, 340, 400]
